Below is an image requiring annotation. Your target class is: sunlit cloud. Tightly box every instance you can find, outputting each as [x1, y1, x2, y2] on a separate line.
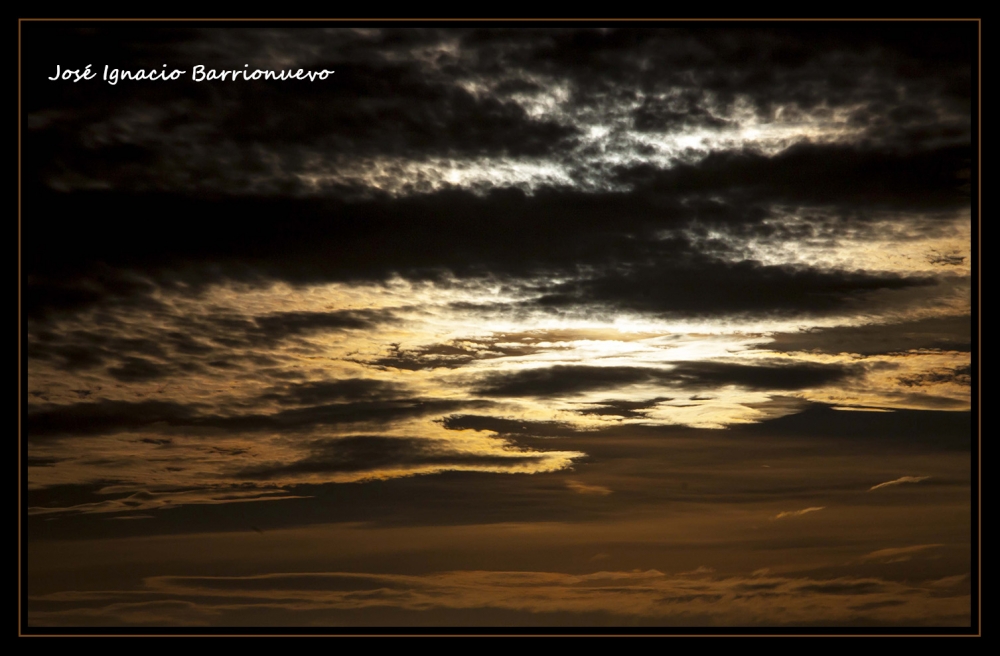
[27, 488, 311, 517]
[870, 476, 932, 491]
[565, 480, 612, 496]
[859, 544, 943, 562]
[773, 507, 825, 520]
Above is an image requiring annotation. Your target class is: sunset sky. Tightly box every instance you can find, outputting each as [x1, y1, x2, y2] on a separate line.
[22, 21, 977, 631]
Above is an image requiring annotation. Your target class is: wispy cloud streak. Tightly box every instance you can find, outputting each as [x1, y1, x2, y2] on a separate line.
[870, 476, 932, 491]
[773, 507, 825, 520]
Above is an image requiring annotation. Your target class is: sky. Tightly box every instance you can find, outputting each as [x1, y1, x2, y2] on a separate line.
[21, 21, 977, 632]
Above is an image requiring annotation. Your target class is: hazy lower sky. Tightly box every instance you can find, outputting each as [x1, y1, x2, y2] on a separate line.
[22, 20, 977, 632]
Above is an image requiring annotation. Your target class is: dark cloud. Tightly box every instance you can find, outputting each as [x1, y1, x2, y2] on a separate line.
[849, 600, 908, 612]
[928, 252, 967, 267]
[162, 331, 216, 356]
[27, 457, 62, 467]
[106, 356, 172, 382]
[576, 397, 673, 419]
[471, 25, 971, 148]
[667, 360, 860, 390]
[440, 415, 582, 438]
[475, 366, 652, 398]
[137, 438, 172, 446]
[24, 173, 951, 324]
[617, 143, 970, 213]
[358, 334, 564, 371]
[27, 396, 490, 441]
[208, 309, 395, 347]
[25, 400, 971, 546]
[796, 580, 885, 595]
[28, 328, 172, 372]
[28, 400, 201, 440]
[766, 315, 971, 355]
[898, 365, 971, 388]
[530, 257, 935, 319]
[24, 187, 684, 291]
[25, 270, 164, 323]
[473, 361, 859, 398]
[359, 342, 485, 371]
[22, 26, 579, 195]
[29, 342, 107, 371]
[234, 435, 549, 480]
[219, 61, 581, 158]
[28, 307, 397, 378]
[258, 379, 404, 406]
[213, 398, 488, 434]
[631, 90, 733, 132]
[742, 404, 972, 451]
[23, 22, 972, 324]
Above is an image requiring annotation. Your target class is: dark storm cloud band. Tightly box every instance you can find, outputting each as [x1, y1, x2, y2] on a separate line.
[26, 178, 946, 323]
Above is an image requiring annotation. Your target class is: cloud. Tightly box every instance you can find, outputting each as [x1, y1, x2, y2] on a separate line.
[576, 397, 673, 419]
[27, 396, 492, 441]
[859, 544, 943, 562]
[28, 400, 201, 440]
[616, 143, 970, 213]
[24, 25, 972, 200]
[24, 181, 950, 324]
[473, 366, 655, 398]
[221, 309, 397, 347]
[565, 480, 612, 496]
[357, 333, 567, 371]
[473, 361, 859, 398]
[928, 252, 966, 267]
[28, 568, 971, 627]
[24, 28, 582, 194]
[23, 25, 971, 338]
[257, 379, 404, 406]
[28, 306, 397, 374]
[233, 435, 579, 483]
[106, 356, 173, 382]
[897, 366, 971, 388]
[28, 326, 171, 372]
[766, 315, 971, 356]
[772, 507, 825, 520]
[529, 257, 937, 319]
[927, 574, 967, 588]
[440, 415, 583, 438]
[28, 488, 309, 517]
[869, 476, 932, 491]
[742, 404, 971, 451]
